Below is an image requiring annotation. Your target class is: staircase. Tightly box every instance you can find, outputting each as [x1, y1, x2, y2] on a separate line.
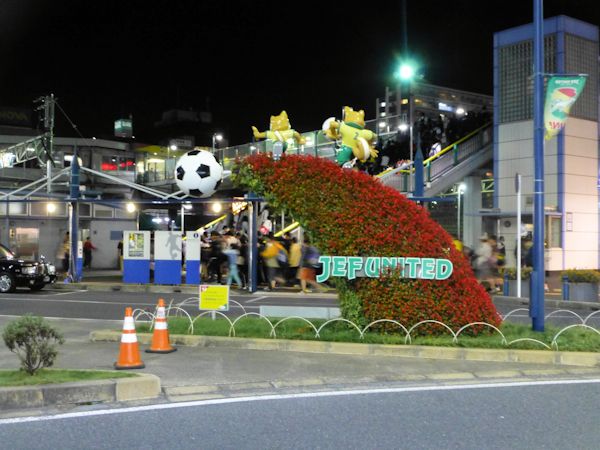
[377, 124, 493, 197]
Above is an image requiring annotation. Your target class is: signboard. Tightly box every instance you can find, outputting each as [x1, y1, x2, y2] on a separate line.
[0, 107, 32, 127]
[544, 75, 587, 140]
[199, 285, 229, 311]
[154, 231, 182, 285]
[123, 230, 150, 284]
[316, 256, 453, 283]
[114, 118, 133, 138]
[126, 232, 146, 258]
[185, 232, 201, 284]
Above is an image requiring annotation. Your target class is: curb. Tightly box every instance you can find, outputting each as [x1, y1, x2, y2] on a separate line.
[90, 330, 600, 368]
[48, 282, 338, 297]
[0, 373, 160, 411]
[163, 366, 600, 402]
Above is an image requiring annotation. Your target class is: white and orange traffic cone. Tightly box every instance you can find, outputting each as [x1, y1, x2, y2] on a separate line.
[114, 307, 145, 370]
[146, 298, 176, 354]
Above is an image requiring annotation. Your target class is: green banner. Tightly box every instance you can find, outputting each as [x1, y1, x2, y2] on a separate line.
[544, 75, 587, 140]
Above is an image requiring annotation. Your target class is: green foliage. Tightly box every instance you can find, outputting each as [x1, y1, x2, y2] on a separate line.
[0, 369, 135, 387]
[500, 266, 533, 280]
[335, 279, 368, 328]
[145, 317, 600, 352]
[561, 269, 600, 283]
[2, 315, 65, 375]
[233, 154, 501, 333]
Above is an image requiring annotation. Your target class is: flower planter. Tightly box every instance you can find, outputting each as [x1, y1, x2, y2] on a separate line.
[508, 280, 530, 298]
[567, 283, 599, 302]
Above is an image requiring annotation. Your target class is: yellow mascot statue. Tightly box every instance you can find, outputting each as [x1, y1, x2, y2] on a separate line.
[251, 111, 306, 156]
[324, 106, 378, 166]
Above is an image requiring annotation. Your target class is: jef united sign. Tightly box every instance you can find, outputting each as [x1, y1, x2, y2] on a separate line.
[316, 256, 453, 283]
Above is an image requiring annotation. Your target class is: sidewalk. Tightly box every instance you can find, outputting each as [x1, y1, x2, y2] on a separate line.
[1, 316, 600, 416]
[51, 269, 337, 296]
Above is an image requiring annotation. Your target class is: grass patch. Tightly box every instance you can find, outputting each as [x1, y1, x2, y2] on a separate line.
[0, 369, 136, 387]
[135, 317, 600, 352]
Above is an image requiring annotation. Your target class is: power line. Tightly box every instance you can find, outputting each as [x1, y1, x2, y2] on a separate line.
[55, 101, 86, 139]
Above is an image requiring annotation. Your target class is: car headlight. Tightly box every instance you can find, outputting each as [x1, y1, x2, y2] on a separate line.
[22, 266, 37, 275]
[47, 264, 56, 275]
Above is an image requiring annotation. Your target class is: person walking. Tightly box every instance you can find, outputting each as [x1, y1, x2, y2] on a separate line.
[223, 243, 243, 289]
[117, 240, 123, 270]
[58, 232, 70, 274]
[298, 237, 327, 293]
[287, 237, 302, 286]
[83, 237, 96, 269]
[260, 234, 287, 291]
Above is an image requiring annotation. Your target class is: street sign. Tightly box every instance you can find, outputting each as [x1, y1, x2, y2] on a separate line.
[199, 285, 229, 311]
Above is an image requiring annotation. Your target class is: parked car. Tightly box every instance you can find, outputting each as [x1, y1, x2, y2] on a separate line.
[0, 244, 57, 293]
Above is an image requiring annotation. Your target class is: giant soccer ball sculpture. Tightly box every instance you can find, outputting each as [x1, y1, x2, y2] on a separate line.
[175, 150, 223, 197]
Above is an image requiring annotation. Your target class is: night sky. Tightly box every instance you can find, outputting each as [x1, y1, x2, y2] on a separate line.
[1, 0, 599, 145]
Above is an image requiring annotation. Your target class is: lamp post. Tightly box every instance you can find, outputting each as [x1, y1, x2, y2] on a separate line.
[531, 0, 545, 331]
[396, 61, 417, 192]
[212, 133, 223, 155]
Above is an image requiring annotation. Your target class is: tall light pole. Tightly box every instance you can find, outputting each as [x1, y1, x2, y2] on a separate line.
[396, 62, 418, 191]
[531, 0, 545, 331]
[212, 133, 223, 154]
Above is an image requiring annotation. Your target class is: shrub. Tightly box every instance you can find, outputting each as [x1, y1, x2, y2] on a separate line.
[500, 266, 533, 280]
[235, 154, 501, 333]
[561, 269, 600, 283]
[2, 315, 65, 375]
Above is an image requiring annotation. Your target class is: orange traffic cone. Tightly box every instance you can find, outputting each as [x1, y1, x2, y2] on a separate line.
[146, 298, 176, 353]
[114, 307, 145, 370]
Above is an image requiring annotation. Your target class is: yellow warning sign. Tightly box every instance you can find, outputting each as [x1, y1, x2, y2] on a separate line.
[199, 285, 229, 311]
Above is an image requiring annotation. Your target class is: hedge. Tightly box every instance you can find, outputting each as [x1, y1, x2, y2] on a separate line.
[235, 154, 501, 333]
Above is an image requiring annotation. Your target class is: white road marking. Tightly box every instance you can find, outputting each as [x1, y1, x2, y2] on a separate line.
[0, 314, 122, 323]
[0, 296, 156, 307]
[48, 290, 89, 296]
[244, 296, 267, 303]
[2, 378, 600, 425]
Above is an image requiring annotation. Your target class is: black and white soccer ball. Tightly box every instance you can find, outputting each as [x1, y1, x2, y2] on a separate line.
[174, 150, 223, 197]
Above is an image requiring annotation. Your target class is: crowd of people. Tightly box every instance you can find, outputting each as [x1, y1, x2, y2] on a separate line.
[371, 107, 491, 174]
[459, 232, 544, 293]
[199, 226, 327, 293]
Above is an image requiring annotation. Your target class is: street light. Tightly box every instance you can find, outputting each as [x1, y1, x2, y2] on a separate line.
[212, 202, 222, 213]
[395, 59, 419, 192]
[212, 133, 223, 154]
[398, 63, 415, 81]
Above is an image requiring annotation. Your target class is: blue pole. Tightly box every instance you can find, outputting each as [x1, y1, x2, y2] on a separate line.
[413, 148, 424, 198]
[69, 153, 80, 282]
[532, 0, 545, 331]
[562, 275, 570, 301]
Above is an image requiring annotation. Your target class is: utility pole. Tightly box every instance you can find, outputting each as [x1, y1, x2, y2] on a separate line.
[34, 94, 55, 193]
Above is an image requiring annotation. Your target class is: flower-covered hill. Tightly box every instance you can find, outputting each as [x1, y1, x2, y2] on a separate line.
[235, 153, 501, 331]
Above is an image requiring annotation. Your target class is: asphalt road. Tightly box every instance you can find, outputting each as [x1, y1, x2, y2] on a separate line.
[0, 289, 598, 328]
[1, 380, 600, 449]
[0, 289, 337, 321]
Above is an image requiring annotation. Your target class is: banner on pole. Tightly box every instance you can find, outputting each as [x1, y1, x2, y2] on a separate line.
[544, 75, 587, 140]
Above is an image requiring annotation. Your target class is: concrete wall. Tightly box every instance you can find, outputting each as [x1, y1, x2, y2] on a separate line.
[496, 118, 598, 270]
[562, 119, 598, 269]
[496, 120, 559, 213]
[0, 217, 135, 269]
[88, 219, 136, 269]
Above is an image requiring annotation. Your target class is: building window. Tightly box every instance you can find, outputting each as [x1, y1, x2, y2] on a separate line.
[499, 35, 555, 124]
[565, 34, 598, 121]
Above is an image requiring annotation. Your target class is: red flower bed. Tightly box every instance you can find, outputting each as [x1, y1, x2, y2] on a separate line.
[236, 154, 501, 332]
